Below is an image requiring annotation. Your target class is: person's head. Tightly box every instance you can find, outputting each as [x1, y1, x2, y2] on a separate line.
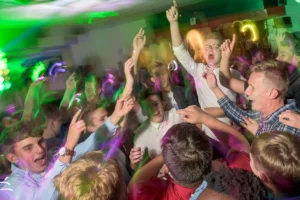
[138, 89, 165, 123]
[42, 104, 62, 136]
[234, 56, 251, 77]
[245, 60, 289, 112]
[161, 123, 212, 188]
[54, 150, 125, 200]
[1, 122, 47, 174]
[84, 74, 102, 102]
[276, 32, 300, 65]
[81, 103, 108, 133]
[250, 131, 300, 195]
[203, 32, 223, 68]
[251, 48, 266, 64]
[197, 167, 268, 200]
[148, 60, 170, 91]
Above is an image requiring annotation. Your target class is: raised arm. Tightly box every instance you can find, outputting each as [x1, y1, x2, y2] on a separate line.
[177, 106, 250, 153]
[219, 34, 245, 94]
[60, 73, 77, 109]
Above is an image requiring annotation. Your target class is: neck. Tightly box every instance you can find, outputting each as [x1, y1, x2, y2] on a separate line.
[262, 99, 284, 118]
[207, 64, 219, 69]
[43, 128, 56, 139]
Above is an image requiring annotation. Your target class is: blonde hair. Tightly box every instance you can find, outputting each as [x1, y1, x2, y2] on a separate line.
[203, 32, 223, 43]
[54, 151, 123, 200]
[147, 60, 167, 76]
[252, 60, 289, 99]
[251, 131, 300, 192]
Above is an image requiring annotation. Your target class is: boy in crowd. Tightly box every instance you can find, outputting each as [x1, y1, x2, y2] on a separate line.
[128, 123, 212, 200]
[54, 150, 126, 200]
[197, 167, 269, 200]
[205, 60, 300, 136]
[166, 3, 244, 140]
[0, 97, 134, 200]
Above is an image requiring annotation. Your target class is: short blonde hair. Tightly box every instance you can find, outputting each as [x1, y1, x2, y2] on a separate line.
[54, 151, 123, 200]
[203, 32, 223, 43]
[251, 131, 300, 192]
[252, 60, 289, 99]
[148, 60, 167, 76]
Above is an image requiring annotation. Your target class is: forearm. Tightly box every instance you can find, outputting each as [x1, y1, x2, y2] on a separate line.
[204, 107, 225, 118]
[60, 87, 76, 108]
[212, 87, 225, 100]
[129, 155, 164, 190]
[170, 22, 182, 47]
[132, 49, 142, 76]
[22, 87, 40, 120]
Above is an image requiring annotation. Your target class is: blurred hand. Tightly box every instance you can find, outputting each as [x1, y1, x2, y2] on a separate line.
[133, 28, 146, 52]
[221, 34, 236, 59]
[240, 116, 258, 136]
[177, 105, 205, 124]
[65, 110, 86, 149]
[66, 73, 76, 89]
[279, 110, 300, 129]
[275, 32, 285, 47]
[166, 6, 178, 23]
[111, 96, 135, 125]
[129, 147, 142, 165]
[205, 70, 218, 90]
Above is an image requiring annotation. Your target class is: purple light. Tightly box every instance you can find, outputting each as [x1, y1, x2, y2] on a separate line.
[5, 104, 16, 115]
[48, 61, 66, 76]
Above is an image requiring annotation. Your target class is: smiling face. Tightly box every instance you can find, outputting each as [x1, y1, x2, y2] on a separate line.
[7, 136, 48, 174]
[244, 72, 270, 112]
[144, 94, 165, 123]
[203, 39, 222, 68]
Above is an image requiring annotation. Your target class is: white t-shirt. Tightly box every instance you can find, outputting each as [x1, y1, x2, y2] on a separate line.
[173, 43, 243, 140]
[134, 108, 183, 159]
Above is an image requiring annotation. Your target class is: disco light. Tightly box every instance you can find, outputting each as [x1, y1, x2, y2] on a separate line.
[0, 50, 11, 93]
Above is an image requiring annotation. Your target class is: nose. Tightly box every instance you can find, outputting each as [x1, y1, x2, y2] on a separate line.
[276, 55, 280, 61]
[36, 144, 45, 154]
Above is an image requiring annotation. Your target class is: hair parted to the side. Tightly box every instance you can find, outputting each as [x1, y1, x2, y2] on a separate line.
[0, 122, 44, 154]
[251, 131, 300, 193]
[161, 123, 212, 187]
[204, 167, 268, 200]
[251, 60, 289, 99]
[54, 150, 123, 200]
[147, 60, 168, 76]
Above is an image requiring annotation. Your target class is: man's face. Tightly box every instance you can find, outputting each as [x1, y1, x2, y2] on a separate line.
[89, 108, 108, 131]
[85, 82, 97, 102]
[151, 67, 170, 91]
[245, 72, 270, 112]
[10, 137, 48, 174]
[144, 95, 165, 123]
[203, 39, 221, 67]
[276, 46, 294, 64]
[254, 51, 265, 63]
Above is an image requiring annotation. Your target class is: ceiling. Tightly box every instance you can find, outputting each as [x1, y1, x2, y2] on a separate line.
[0, 0, 203, 27]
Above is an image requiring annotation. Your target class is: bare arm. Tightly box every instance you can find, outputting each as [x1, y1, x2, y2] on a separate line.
[204, 107, 225, 118]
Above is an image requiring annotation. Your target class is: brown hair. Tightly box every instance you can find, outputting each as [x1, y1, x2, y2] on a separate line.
[251, 60, 289, 99]
[251, 131, 300, 193]
[161, 123, 212, 187]
[147, 60, 168, 76]
[203, 32, 224, 43]
[54, 150, 124, 200]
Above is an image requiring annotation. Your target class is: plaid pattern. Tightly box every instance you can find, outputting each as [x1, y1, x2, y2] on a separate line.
[218, 95, 300, 137]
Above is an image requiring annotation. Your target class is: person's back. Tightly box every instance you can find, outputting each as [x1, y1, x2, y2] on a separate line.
[129, 123, 212, 200]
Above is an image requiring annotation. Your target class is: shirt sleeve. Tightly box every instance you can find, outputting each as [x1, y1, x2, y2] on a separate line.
[218, 95, 258, 124]
[173, 43, 204, 77]
[72, 117, 119, 161]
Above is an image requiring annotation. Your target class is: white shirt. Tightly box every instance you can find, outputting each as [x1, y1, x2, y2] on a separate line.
[134, 108, 183, 159]
[173, 43, 242, 140]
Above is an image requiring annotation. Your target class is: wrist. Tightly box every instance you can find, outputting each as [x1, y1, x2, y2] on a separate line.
[170, 21, 178, 25]
[64, 142, 76, 151]
[110, 112, 122, 126]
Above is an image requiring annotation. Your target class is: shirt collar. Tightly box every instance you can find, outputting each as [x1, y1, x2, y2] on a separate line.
[150, 121, 162, 129]
[264, 101, 297, 124]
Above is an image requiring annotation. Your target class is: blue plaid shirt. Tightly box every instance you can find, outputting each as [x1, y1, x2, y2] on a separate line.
[218, 95, 300, 137]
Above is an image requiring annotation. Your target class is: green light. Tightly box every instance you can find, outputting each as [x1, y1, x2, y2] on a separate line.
[0, 84, 4, 91]
[78, 11, 119, 25]
[0, 76, 4, 84]
[3, 81, 11, 90]
[30, 62, 46, 81]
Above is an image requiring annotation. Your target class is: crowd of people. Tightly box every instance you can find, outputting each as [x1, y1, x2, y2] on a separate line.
[1, 2, 300, 200]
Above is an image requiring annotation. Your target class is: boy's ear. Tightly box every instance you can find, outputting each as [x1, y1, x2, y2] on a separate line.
[6, 153, 18, 164]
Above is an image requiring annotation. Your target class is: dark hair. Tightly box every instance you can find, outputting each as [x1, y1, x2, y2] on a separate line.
[80, 102, 109, 126]
[204, 167, 269, 200]
[0, 122, 44, 154]
[138, 88, 164, 103]
[42, 104, 61, 120]
[161, 123, 212, 187]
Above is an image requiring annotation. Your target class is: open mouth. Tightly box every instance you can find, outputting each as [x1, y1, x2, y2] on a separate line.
[208, 54, 215, 60]
[34, 154, 47, 165]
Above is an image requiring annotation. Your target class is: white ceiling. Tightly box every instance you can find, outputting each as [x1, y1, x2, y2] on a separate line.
[0, 0, 201, 26]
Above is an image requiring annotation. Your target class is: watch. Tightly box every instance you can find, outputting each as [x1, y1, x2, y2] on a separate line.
[58, 147, 76, 157]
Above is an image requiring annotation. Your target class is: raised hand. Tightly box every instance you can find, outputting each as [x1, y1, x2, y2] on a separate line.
[166, 6, 178, 23]
[205, 70, 218, 90]
[279, 110, 300, 129]
[275, 32, 285, 47]
[240, 116, 258, 136]
[177, 105, 205, 124]
[66, 73, 76, 89]
[124, 58, 135, 85]
[129, 147, 142, 165]
[65, 110, 86, 149]
[221, 34, 236, 59]
[111, 96, 135, 125]
[133, 28, 146, 52]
